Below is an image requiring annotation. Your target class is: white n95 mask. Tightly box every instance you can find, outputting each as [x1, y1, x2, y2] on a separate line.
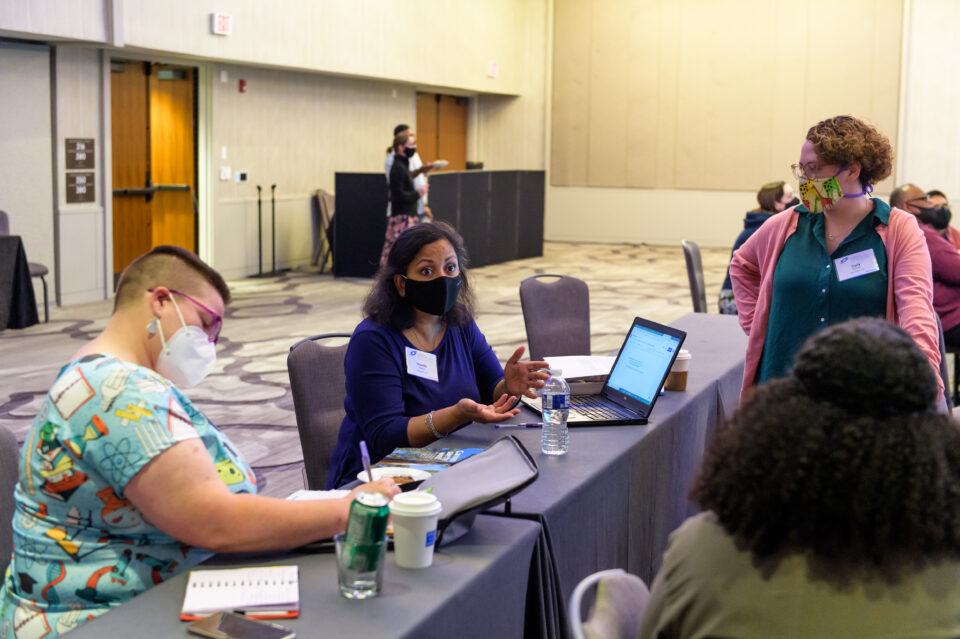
[150, 296, 217, 388]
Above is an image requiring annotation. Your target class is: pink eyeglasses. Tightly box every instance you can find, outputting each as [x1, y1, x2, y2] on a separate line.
[148, 288, 223, 343]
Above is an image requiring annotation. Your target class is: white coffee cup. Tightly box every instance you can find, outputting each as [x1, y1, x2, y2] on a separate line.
[665, 349, 691, 391]
[389, 492, 442, 569]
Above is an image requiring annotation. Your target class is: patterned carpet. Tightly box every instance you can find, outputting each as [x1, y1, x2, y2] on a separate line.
[0, 242, 732, 496]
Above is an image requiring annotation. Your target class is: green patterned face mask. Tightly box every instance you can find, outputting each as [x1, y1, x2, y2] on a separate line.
[798, 172, 844, 214]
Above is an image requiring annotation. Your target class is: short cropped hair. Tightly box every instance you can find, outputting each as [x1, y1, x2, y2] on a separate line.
[393, 123, 410, 136]
[756, 181, 786, 213]
[806, 115, 894, 187]
[113, 245, 230, 312]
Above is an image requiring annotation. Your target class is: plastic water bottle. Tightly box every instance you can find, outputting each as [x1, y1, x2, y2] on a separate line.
[540, 368, 570, 455]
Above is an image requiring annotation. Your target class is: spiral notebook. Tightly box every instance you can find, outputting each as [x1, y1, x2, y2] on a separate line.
[180, 565, 300, 621]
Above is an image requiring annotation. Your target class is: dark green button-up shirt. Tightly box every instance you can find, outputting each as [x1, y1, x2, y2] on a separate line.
[757, 199, 890, 383]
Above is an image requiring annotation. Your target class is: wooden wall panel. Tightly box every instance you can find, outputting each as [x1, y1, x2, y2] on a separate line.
[551, 0, 903, 192]
[416, 93, 438, 165]
[437, 95, 467, 171]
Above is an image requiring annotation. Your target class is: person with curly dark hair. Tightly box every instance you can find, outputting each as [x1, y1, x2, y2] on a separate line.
[729, 115, 941, 400]
[327, 222, 549, 487]
[638, 317, 960, 638]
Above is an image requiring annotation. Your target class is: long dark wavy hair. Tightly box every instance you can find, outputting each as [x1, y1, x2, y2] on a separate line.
[692, 317, 960, 582]
[363, 222, 475, 330]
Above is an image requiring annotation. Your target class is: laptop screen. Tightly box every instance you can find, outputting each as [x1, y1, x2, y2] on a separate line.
[604, 323, 684, 408]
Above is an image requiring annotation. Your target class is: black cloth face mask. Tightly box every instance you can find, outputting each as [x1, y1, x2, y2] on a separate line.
[786, 197, 801, 209]
[918, 206, 952, 231]
[402, 274, 462, 316]
[404, 146, 416, 158]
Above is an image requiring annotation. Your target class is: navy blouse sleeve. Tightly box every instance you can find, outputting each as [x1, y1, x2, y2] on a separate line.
[465, 320, 505, 404]
[342, 327, 412, 462]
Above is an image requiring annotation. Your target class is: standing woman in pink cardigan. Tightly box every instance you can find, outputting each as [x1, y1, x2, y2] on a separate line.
[729, 115, 941, 399]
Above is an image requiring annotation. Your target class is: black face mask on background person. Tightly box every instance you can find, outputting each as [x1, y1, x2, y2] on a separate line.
[404, 146, 416, 158]
[786, 197, 801, 209]
[402, 274, 462, 316]
[917, 206, 952, 231]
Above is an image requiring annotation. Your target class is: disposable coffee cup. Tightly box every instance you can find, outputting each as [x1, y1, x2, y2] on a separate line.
[664, 349, 691, 391]
[389, 492, 442, 569]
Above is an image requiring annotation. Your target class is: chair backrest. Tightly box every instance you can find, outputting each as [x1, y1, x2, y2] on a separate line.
[0, 210, 9, 236]
[936, 314, 952, 412]
[569, 568, 650, 639]
[0, 425, 19, 578]
[681, 240, 708, 313]
[519, 274, 590, 361]
[287, 333, 352, 490]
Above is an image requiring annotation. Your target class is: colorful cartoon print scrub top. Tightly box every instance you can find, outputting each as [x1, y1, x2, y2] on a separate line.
[0, 354, 256, 639]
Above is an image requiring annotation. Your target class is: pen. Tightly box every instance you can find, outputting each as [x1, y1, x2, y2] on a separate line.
[494, 422, 543, 429]
[359, 441, 374, 482]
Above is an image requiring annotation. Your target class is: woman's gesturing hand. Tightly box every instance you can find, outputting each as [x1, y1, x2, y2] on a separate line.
[502, 346, 550, 399]
[458, 394, 521, 424]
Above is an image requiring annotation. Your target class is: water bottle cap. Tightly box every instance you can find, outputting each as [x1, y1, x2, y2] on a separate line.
[548, 368, 562, 377]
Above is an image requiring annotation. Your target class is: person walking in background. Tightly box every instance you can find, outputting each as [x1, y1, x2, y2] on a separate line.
[381, 131, 426, 267]
[384, 124, 434, 222]
[718, 181, 797, 314]
[729, 115, 941, 400]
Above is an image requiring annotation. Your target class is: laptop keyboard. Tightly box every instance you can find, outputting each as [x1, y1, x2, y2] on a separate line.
[569, 395, 639, 420]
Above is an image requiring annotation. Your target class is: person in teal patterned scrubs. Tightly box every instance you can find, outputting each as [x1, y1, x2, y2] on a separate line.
[1, 246, 398, 638]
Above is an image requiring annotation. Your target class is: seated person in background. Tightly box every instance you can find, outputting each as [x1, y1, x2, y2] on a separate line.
[380, 131, 427, 267]
[891, 184, 960, 348]
[928, 189, 960, 251]
[639, 317, 960, 639]
[384, 123, 434, 222]
[0, 246, 398, 636]
[329, 222, 549, 488]
[718, 181, 797, 314]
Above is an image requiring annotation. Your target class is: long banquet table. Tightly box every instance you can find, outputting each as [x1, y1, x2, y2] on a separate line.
[66, 515, 550, 638]
[64, 312, 746, 638]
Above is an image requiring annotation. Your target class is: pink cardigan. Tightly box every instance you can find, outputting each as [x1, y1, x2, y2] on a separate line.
[729, 206, 942, 399]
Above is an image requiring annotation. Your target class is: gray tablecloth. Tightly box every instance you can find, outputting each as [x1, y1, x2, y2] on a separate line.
[66, 515, 545, 638]
[444, 313, 746, 604]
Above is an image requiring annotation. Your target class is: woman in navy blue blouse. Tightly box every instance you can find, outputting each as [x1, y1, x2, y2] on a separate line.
[328, 223, 548, 487]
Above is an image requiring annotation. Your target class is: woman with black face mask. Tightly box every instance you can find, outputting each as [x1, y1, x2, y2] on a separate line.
[380, 130, 427, 267]
[327, 222, 550, 488]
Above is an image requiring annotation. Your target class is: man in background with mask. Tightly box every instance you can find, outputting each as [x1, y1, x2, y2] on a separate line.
[927, 189, 960, 251]
[0, 245, 397, 636]
[891, 184, 960, 349]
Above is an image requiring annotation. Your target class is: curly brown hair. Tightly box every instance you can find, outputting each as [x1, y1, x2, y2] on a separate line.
[363, 221, 475, 330]
[692, 318, 960, 581]
[806, 115, 894, 187]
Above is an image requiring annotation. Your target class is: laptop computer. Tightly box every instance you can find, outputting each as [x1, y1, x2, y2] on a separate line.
[521, 317, 686, 426]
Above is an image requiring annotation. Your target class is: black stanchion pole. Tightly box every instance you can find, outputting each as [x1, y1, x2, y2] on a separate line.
[270, 184, 277, 274]
[256, 185, 263, 276]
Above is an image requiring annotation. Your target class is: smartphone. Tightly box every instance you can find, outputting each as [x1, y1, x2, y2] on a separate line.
[188, 612, 295, 639]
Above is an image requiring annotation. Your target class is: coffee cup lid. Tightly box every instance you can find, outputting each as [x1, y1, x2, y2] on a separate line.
[675, 349, 691, 359]
[389, 491, 442, 516]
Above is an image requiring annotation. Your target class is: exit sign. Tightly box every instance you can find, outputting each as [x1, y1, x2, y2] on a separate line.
[211, 13, 232, 36]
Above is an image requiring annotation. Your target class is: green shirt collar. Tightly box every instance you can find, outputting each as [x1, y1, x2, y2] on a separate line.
[794, 197, 889, 224]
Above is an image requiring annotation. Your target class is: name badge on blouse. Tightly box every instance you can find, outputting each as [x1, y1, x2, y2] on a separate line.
[406, 348, 439, 382]
[834, 249, 880, 282]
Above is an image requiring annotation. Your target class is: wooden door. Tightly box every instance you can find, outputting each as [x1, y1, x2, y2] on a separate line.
[416, 92, 468, 172]
[111, 61, 196, 276]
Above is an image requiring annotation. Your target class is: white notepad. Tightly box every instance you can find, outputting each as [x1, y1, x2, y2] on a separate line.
[180, 565, 300, 620]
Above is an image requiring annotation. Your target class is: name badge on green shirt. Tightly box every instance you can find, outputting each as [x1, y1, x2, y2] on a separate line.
[834, 248, 880, 282]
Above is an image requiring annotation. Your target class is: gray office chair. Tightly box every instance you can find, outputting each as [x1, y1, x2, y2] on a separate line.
[681, 240, 708, 313]
[519, 274, 590, 360]
[287, 333, 352, 489]
[569, 568, 650, 639]
[0, 210, 50, 322]
[1, 425, 19, 578]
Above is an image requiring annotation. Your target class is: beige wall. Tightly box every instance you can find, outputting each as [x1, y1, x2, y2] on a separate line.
[122, 0, 534, 96]
[897, 0, 960, 198]
[0, 0, 110, 43]
[0, 42, 56, 309]
[550, 0, 902, 192]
